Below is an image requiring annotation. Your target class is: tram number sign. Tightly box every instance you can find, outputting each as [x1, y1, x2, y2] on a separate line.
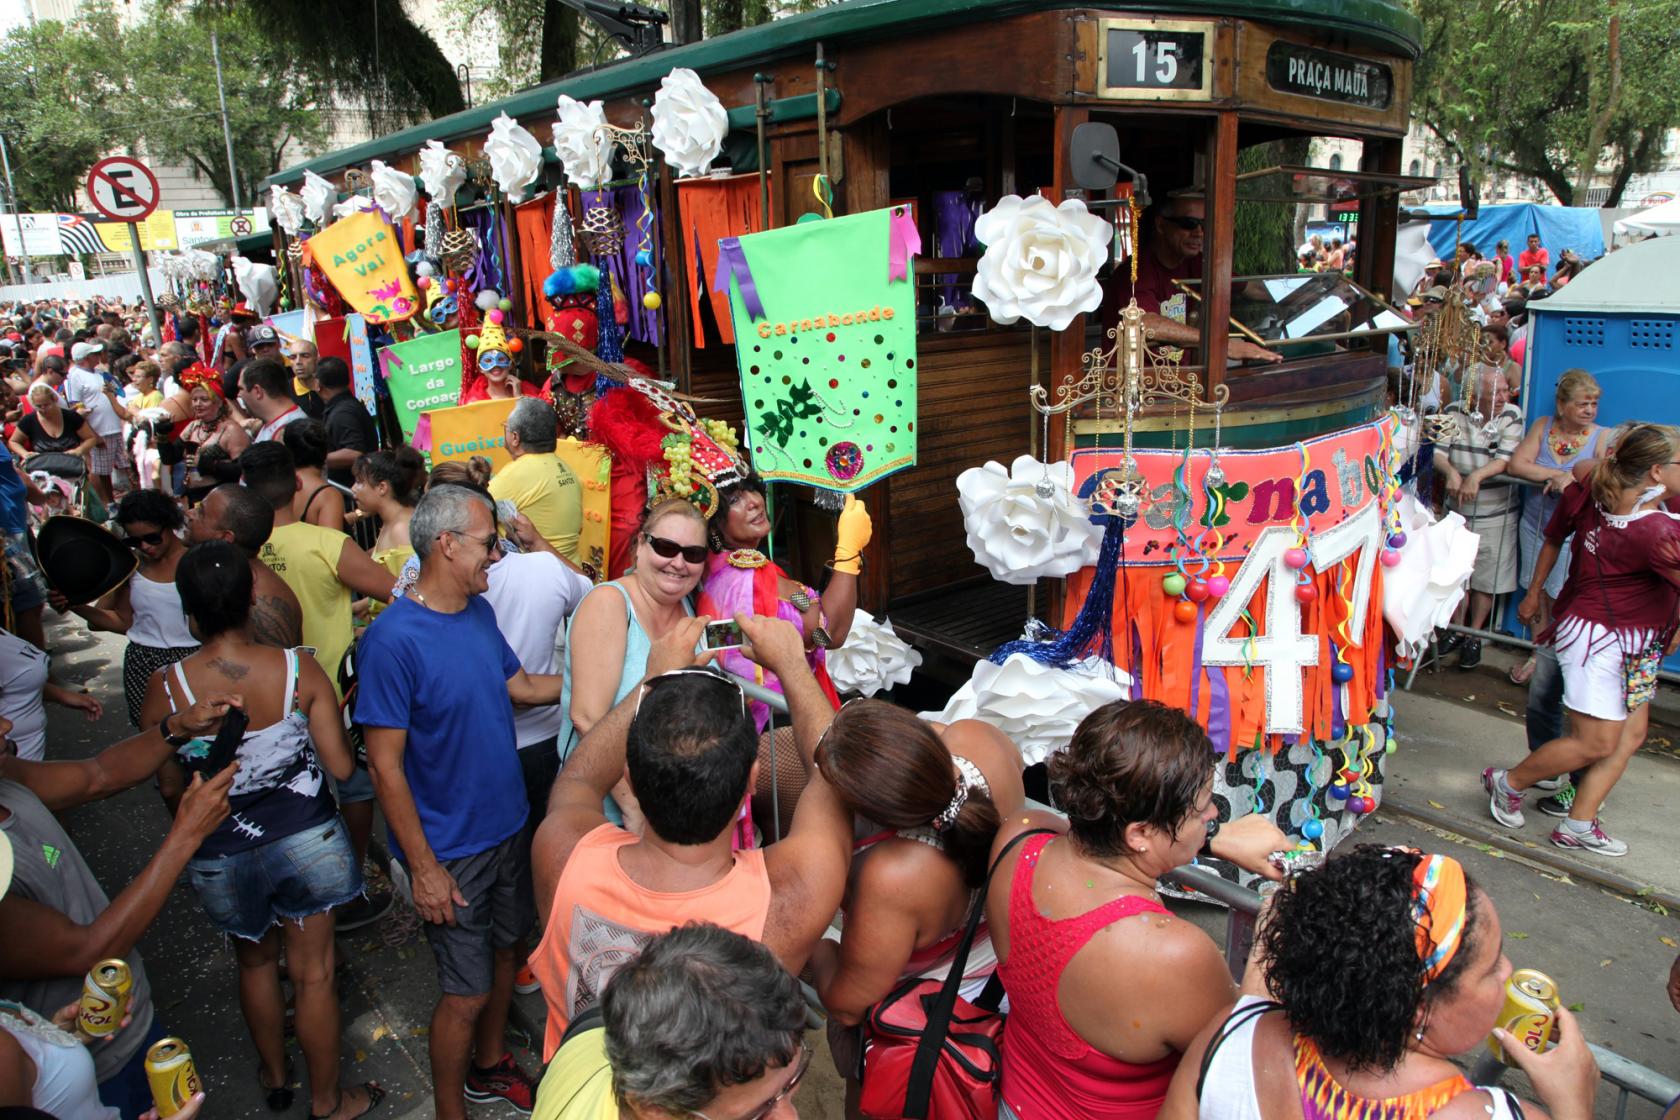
[1265, 42, 1393, 111]
[1101, 25, 1208, 97]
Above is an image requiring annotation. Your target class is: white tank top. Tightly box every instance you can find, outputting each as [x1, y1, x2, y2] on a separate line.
[126, 571, 197, 648]
[0, 1003, 120, 1120]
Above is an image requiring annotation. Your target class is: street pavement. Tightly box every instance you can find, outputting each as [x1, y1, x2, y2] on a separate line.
[30, 617, 1680, 1118]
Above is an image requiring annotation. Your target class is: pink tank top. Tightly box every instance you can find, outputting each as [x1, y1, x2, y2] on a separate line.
[997, 833, 1180, 1118]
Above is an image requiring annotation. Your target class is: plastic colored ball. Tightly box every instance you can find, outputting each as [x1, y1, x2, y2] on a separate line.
[1387, 532, 1407, 549]
[635, 248, 653, 266]
[507, 337, 524, 354]
[498, 297, 513, 311]
[1206, 575, 1230, 598]
[1331, 661, 1355, 683]
[416, 275, 432, 291]
[487, 309, 505, 325]
[1386, 738, 1398, 755]
[1185, 578, 1209, 603]
[465, 333, 480, 349]
[1301, 818, 1325, 840]
[1352, 796, 1373, 814]
[1162, 573, 1187, 597]
[642, 291, 662, 311]
[1328, 782, 1350, 800]
[444, 278, 459, 293]
[1294, 582, 1318, 604]
[1284, 547, 1309, 570]
[1380, 548, 1402, 568]
[1173, 599, 1198, 624]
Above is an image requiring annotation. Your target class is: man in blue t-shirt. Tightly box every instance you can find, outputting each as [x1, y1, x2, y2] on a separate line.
[356, 483, 563, 1120]
[0, 439, 53, 649]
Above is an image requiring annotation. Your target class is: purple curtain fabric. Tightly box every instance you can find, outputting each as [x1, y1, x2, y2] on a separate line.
[933, 190, 981, 311]
[581, 185, 663, 346]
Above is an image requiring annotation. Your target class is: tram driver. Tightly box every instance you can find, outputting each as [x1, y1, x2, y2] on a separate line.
[1099, 192, 1283, 364]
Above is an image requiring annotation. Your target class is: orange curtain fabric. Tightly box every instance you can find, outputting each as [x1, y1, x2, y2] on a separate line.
[676, 176, 765, 349]
[515, 193, 559, 326]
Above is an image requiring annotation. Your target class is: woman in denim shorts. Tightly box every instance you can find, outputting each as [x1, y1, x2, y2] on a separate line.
[141, 541, 383, 1120]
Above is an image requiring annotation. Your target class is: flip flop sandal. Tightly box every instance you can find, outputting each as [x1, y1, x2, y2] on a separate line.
[1510, 655, 1537, 685]
[310, 1081, 387, 1120]
[259, 1056, 295, 1112]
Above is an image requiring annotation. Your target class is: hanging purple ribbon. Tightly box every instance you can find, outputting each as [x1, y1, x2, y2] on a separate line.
[713, 237, 765, 321]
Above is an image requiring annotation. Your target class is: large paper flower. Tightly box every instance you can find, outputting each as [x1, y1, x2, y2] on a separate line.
[650, 67, 729, 178]
[331, 194, 377, 222]
[922, 654, 1130, 767]
[553, 94, 613, 190]
[957, 454, 1102, 584]
[269, 185, 305, 236]
[300, 170, 336, 227]
[370, 160, 418, 222]
[183, 248, 219, 282]
[1381, 493, 1477, 659]
[232, 256, 278, 316]
[828, 610, 922, 697]
[418, 139, 466, 203]
[485, 113, 544, 198]
[971, 194, 1112, 330]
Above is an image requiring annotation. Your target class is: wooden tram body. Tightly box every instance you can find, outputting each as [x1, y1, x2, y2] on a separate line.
[261, 0, 1423, 675]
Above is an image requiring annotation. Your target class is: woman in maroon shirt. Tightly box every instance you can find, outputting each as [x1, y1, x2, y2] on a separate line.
[1483, 423, 1680, 856]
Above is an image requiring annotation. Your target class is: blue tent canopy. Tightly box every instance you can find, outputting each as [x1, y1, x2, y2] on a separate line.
[1422, 202, 1604, 273]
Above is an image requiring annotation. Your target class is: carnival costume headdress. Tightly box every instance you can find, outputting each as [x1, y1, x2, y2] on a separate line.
[589, 374, 747, 519]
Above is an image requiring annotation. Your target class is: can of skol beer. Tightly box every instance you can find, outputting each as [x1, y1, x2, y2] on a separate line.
[77, 958, 132, 1038]
[145, 1038, 202, 1118]
[1489, 968, 1560, 1062]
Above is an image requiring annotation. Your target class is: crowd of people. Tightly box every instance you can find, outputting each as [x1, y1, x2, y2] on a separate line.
[0, 286, 1669, 1120]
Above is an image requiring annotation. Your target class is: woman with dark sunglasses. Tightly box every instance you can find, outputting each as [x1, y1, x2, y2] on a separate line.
[558, 498, 708, 833]
[52, 490, 197, 726]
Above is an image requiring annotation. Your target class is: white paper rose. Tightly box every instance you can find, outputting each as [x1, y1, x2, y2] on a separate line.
[369, 160, 418, 222]
[484, 113, 544, 199]
[331, 194, 377, 222]
[828, 610, 923, 698]
[185, 248, 220, 282]
[650, 67, 729, 178]
[418, 139, 466, 203]
[1381, 492, 1476, 659]
[300, 170, 336, 227]
[553, 94, 613, 190]
[269, 185, 305, 236]
[922, 654, 1130, 767]
[957, 454, 1102, 585]
[231, 256, 278, 316]
[971, 194, 1112, 331]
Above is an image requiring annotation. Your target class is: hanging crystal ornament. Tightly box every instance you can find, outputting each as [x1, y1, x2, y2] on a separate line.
[550, 196, 577, 270]
[424, 201, 446, 262]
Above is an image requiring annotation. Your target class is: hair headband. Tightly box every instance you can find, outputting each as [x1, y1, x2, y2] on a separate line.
[1410, 853, 1468, 985]
[933, 755, 986, 832]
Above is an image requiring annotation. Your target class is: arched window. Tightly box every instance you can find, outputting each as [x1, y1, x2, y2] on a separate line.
[1328, 152, 1343, 171]
[1408, 159, 1422, 177]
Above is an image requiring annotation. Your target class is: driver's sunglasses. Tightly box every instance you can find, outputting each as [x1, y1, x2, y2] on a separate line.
[689, 1043, 813, 1120]
[123, 530, 167, 549]
[635, 668, 749, 723]
[1161, 215, 1205, 231]
[644, 532, 707, 565]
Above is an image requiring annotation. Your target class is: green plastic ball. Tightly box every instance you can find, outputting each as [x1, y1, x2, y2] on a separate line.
[1162, 573, 1187, 597]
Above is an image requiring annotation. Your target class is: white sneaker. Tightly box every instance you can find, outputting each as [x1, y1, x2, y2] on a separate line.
[1533, 776, 1566, 792]
[1549, 819, 1628, 857]
[1482, 767, 1525, 828]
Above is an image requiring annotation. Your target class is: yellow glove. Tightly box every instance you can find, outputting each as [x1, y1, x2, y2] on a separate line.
[831, 494, 872, 575]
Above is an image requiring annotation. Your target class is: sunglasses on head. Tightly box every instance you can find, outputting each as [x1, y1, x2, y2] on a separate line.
[635, 667, 749, 723]
[644, 532, 707, 565]
[124, 530, 167, 549]
[1161, 215, 1205, 231]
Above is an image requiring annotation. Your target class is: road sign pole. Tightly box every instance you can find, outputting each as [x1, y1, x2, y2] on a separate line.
[130, 222, 160, 343]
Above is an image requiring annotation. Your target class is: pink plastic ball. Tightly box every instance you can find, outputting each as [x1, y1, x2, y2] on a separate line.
[1206, 575, 1230, 598]
[416, 275, 432, 290]
[1380, 548, 1402, 568]
[1185, 578, 1209, 603]
[487, 309, 505, 325]
[1284, 547, 1309, 570]
[1294, 582, 1318, 605]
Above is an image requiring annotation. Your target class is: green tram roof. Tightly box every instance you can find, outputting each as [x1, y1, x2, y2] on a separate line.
[263, 0, 1419, 191]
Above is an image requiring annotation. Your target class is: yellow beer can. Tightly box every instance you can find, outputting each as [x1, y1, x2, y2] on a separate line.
[77, 959, 132, 1039]
[1489, 968, 1559, 1062]
[145, 1037, 202, 1118]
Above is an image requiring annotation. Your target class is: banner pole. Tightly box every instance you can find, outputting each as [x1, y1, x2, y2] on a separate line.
[130, 222, 161, 342]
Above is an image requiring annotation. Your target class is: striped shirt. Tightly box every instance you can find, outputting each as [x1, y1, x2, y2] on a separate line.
[1435, 402, 1524, 520]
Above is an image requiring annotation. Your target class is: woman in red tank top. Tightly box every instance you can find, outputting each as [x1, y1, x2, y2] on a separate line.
[984, 699, 1288, 1119]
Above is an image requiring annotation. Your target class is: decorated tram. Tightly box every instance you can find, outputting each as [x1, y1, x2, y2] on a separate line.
[255, 0, 1442, 858]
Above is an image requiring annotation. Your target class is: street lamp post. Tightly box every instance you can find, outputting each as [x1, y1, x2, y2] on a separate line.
[211, 29, 241, 208]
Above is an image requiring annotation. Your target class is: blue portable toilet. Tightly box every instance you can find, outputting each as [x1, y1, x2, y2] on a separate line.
[1523, 235, 1680, 671]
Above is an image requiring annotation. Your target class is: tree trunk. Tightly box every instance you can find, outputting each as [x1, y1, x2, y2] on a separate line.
[708, 0, 744, 36]
[670, 0, 703, 44]
[1571, 0, 1622, 202]
[539, 0, 578, 81]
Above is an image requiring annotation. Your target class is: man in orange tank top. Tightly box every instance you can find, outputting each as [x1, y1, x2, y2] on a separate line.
[530, 612, 852, 1060]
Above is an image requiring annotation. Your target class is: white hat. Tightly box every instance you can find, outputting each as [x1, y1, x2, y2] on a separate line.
[70, 340, 104, 362]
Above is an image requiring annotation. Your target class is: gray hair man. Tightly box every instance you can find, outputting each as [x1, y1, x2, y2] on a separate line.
[532, 922, 809, 1119]
[489, 397, 583, 563]
[356, 482, 564, 1119]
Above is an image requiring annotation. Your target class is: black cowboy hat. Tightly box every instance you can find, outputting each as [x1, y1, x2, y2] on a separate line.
[31, 515, 137, 606]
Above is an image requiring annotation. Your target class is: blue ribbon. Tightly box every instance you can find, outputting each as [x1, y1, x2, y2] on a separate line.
[713, 237, 766, 321]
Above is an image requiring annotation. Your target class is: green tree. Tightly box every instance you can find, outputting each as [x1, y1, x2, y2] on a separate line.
[123, 6, 331, 207]
[1413, 0, 1680, 206]
[0, 7, 124, 210]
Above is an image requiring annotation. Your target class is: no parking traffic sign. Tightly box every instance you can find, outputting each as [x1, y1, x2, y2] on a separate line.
[86, 156, 160, 223]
